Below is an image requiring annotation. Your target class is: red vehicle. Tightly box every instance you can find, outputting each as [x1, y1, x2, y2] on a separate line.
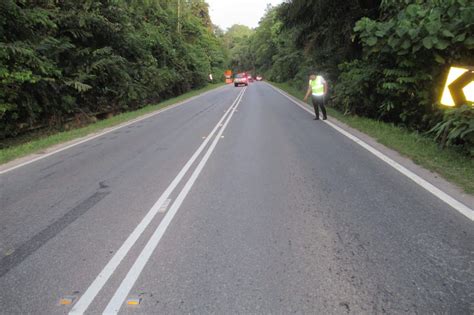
[234, 73, 248, 87]
[245, 72, 254, 82]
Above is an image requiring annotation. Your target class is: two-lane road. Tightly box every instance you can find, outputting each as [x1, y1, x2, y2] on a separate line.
[1, 83, 473, 314]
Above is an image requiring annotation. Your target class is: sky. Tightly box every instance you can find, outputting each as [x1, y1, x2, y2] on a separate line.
[206, 0, 285, 30]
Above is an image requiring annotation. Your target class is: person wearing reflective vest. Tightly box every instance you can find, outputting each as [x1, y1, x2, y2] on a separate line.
[303, 74, 328, 120]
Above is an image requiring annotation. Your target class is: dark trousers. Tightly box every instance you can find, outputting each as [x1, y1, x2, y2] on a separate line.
[311, 95, 327, 119]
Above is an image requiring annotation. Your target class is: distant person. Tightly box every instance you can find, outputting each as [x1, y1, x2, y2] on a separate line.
[303, 73, 328, 120]
[209, 73, 213, 82]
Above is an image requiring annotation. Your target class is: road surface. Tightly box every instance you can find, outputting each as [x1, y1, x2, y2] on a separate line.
[1, 83, 473, 314]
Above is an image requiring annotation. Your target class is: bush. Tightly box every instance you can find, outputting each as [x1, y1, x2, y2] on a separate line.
[348, 0, 474, 131]
[430, 105, 474, 156]
[332, 59, 381, 117]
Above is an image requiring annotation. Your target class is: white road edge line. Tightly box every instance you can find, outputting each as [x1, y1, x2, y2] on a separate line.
[102, 87, 247, 315]
[69, 87, 245, 315]
[0, 85, 227, 175]
[267, 83, 474, 221]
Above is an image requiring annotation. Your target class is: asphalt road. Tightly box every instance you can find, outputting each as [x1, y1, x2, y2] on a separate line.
[1, 83, 473, 314]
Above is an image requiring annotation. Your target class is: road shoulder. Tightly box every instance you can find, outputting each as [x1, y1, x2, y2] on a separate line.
[266, 82, 474, 212]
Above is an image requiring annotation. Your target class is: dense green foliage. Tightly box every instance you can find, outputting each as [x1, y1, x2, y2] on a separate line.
[345, 0, 473, 127]
[222, 24, 253, 70]
[0, 0, 226, 139]
[232, 0, 474, 155]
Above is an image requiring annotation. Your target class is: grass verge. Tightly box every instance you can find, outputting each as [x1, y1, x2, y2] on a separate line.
[0, 83, 225, 165]
[271, 81, 474, 195]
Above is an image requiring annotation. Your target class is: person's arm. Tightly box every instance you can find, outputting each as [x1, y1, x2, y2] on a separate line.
[324, 81, 328, 95]
[303, 84, 312, 102]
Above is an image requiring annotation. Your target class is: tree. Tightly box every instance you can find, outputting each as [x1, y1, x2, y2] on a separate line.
[0, 0, 228, 139]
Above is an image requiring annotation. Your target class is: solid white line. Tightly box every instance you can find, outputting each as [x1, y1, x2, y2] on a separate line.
[0, 85, 227, 175]
[102, 87, 247, 315]
[267, 83, 474, 221]
[69, 88, 244, 315]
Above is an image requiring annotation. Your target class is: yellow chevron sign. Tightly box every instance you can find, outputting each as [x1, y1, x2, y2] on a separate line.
[440, 66, 474, 107]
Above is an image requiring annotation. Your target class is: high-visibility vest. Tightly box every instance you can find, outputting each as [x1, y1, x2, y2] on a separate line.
[310, 76, 325, 96]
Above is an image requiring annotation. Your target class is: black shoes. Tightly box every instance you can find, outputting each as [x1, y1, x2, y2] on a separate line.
[314, 116, 319, 120]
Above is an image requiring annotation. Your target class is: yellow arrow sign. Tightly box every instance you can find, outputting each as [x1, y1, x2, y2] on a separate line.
[440, 66, 474, 107]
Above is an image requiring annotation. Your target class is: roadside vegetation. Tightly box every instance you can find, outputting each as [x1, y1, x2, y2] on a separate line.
[1, 0, 227, 142]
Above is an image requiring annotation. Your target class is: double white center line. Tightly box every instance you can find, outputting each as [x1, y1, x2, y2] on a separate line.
[70, 87, 247, 315]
